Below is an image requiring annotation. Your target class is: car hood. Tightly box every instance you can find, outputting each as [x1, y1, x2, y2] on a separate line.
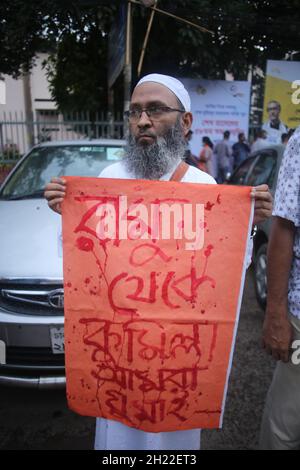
[0, 199, 63, 279]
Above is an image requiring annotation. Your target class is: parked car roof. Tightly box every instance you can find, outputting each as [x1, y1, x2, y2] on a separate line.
[36, 138, 126, 147]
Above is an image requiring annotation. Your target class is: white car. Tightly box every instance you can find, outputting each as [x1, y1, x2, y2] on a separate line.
[0, 139, 125, 388]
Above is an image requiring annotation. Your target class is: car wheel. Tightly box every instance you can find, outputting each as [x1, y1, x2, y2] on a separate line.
[254, 243, 267, 309]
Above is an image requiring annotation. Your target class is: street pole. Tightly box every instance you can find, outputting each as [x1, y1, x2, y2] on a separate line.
[124, 0, 132, 117]
[22, 72, 35, 149]
[137, 0, 158, 78]
[130, 0, 214, 35]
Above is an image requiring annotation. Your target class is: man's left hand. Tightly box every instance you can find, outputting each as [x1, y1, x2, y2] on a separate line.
[251, 184, 273, 226]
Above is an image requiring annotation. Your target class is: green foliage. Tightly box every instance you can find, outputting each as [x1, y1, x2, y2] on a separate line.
[0, 1, 116, 111]
[46, 30, 108, 112]
[1, 0, 300, 111]
[136, 0, 300, 80]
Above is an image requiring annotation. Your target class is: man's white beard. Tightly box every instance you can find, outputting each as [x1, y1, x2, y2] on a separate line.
[123, 121, 187, 180]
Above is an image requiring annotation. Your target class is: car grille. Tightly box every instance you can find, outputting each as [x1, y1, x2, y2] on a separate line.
[0, 282, 64, 316]
[5, 346, 65, 369]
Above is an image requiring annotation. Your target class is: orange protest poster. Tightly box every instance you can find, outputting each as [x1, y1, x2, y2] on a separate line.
[62, 176, 253, 433]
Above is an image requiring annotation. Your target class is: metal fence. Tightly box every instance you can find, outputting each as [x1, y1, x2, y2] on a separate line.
[0, 109, 262, 185]
[0, 110, 125, 165]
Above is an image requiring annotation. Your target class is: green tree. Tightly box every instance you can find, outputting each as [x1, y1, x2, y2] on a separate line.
[1, 0, 300, 113]
[0, 0, 117, 112]
[134, 0, 300, 80]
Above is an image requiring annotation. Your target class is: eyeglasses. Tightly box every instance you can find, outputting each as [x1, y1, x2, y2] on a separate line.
[124, 106, 185, 122]
[267, 107, 279, 112]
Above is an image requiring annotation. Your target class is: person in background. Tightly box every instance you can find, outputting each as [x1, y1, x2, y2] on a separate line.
[262, 100, 288, 145]
[281, 133, 289, 145]
[214, 130, 232, 183]
[251, 129, 269, 153]
[198, 136, 214, 175]
[232, 132, 250, 171]
[184, 129, 199, 168]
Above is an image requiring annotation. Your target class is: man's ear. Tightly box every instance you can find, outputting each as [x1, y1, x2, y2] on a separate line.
[181, 112, 193, 137]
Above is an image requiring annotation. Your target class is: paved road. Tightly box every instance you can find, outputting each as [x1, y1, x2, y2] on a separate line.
[0, 269, 275, 450]
[202, 269, 275, 450]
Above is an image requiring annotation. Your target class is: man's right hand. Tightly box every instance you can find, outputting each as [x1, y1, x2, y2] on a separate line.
[262, 306, 293, 362]
[44, 177, 66, 215]
[262, 216, 295, 363]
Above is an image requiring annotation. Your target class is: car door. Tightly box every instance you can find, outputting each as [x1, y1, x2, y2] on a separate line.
[244, 149, 279, 309]
[245, 149, 278, 190]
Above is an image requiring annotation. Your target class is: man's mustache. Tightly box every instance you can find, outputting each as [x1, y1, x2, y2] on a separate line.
[136, 132, 156, 140]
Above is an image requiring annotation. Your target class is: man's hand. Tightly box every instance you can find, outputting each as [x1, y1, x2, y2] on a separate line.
[262, 216, 295, 362]
[262, 306, 293, 362]
[44, 177, 66, 215]
[251, 184, 273, 226]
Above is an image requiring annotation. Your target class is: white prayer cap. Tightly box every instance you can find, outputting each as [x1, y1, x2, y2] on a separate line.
[135, 73, 191, 112]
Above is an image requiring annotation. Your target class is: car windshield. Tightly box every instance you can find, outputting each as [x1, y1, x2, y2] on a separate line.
[0, 144, 124, 199]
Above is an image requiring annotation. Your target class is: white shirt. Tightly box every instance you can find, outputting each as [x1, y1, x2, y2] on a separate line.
[273, 126, 300, 318]
[262, 120, 288, 145]
[99, 159, 216, 184]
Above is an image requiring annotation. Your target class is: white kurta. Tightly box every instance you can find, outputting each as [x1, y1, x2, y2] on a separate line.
[94, 160, 251, 450]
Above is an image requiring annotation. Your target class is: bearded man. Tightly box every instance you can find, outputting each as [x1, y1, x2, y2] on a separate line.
[45, 74, 272, 450]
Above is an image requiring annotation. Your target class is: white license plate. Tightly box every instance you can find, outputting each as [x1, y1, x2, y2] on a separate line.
[0, 339, 6, 365]
[50, 327, 65, 354]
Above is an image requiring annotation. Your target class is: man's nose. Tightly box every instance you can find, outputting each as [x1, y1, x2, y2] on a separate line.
[137, 110, 152, 128]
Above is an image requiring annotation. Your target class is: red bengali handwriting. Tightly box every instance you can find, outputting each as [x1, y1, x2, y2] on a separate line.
[76, 318, 219, 425]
